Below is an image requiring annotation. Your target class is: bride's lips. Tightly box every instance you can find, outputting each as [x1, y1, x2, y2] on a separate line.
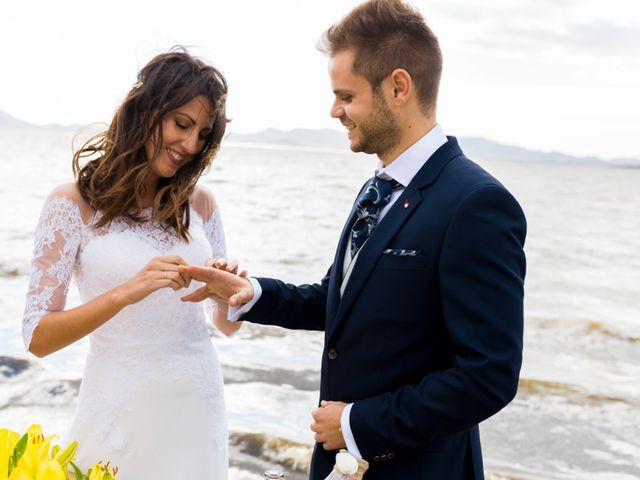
[166, 147, 186, 168]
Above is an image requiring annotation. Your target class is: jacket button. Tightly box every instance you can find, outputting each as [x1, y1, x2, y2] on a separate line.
[373, 451, 395, 462]
[327, 348, 338, 360]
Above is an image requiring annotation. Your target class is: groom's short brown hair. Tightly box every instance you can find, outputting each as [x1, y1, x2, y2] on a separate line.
[318, 0, 442, 115]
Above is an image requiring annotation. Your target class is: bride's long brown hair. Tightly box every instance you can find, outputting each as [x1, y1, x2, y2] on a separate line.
[73, 48, 228, 241]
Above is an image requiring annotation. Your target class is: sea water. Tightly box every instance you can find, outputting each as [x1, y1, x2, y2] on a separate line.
[1, 126, 638, 479]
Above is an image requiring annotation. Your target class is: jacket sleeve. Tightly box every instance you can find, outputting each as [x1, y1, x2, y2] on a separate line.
[350, 184, 526, 456]
[241, 266, 333, 332]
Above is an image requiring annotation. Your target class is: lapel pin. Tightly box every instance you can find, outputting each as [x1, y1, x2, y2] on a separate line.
[403, 198, 410, 208]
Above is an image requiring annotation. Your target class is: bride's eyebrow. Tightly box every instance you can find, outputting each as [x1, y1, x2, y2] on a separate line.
[175, 112, 196, 125]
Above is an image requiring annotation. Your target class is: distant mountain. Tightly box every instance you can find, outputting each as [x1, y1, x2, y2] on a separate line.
[228, 128, 640, 168]
[0, 110, 30, 127]
[0, 109, 80, 130]
[1, 114, 638, 168]
[608, 158, 640, 169]
[459, 137, 640, 169]
[458, 137, 605, 166]
[227, 128, 349, 148]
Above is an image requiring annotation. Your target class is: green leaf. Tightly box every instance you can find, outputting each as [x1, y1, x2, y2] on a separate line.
[70, 460, 84, 480]
[8, 433, 29, 474]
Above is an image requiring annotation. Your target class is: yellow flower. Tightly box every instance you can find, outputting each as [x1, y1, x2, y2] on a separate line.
[34, 459, 65, 480]
[17, 425, 54, 478]
[0, 429, 21, 478]
[53, 440, 77, 471]
[87, 462, 119, 480]
[87, 463, 103, 480]
[2, 424, 118, 480]
[7, 466, 33, 480]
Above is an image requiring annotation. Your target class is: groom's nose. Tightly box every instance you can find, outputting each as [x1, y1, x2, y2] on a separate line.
[330, 99, 344, 119]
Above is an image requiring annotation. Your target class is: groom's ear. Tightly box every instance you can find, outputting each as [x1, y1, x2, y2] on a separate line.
[387, 68, 412, 106]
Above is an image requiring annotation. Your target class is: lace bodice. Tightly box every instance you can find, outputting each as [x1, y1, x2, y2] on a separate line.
[22, 193, 226, 350]
[22, 188, 230, 477]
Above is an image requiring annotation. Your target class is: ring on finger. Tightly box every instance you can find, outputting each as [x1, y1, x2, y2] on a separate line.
[164, 271, 168, 279]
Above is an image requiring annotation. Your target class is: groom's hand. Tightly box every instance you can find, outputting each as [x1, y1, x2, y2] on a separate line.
[206, 257, 249, 278]
[179, 264, 254, 306]
[311, 400, 347, 451]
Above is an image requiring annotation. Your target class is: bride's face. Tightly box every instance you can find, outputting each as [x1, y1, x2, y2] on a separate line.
[145, 95, 215, 181]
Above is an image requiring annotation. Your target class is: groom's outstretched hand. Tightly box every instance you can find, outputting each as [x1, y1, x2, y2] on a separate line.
[179, 264, 254, 307]
[311, 400, 347, 451]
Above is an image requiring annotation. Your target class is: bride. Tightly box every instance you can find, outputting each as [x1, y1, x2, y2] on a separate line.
[22, 48, 239, 478]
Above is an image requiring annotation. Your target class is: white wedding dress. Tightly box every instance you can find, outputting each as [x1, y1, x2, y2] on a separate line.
[23, 191, 228, 479]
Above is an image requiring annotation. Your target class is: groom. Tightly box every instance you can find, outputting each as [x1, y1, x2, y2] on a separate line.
[183, 0, 526, 478]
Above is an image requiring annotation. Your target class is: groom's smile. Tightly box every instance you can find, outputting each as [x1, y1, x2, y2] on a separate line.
[329, 49, 401, 163]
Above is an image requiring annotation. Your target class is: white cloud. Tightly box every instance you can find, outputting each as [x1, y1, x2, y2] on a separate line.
[431, 0, 640, 60]
[0, 0, 638, 159]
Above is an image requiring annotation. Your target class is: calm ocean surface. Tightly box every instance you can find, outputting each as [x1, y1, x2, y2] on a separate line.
[1, 126, 639, 479]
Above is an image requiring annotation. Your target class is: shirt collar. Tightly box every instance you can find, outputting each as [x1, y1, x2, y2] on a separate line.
[375, 124, 447, 187]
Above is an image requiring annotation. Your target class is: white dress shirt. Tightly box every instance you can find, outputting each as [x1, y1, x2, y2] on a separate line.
[229, 124, 448, 458]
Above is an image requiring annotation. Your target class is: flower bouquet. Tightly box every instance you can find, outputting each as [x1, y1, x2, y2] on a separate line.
[324, 450, 369, 480]
[0, 424, 118, 480]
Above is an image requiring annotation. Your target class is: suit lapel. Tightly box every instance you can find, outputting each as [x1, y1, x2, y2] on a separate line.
[328, 186, 422, 338]
[326, 137, 464, 338]
[326, 206, 357, 320]
[326, 179, 371, 320]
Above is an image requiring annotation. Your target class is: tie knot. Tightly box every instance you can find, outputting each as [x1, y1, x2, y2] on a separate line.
[350, 176, 402, 257]
[358, 176, 402, 207]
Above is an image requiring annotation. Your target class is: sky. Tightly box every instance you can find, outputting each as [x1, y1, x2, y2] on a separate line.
[1, 0, 639, 160]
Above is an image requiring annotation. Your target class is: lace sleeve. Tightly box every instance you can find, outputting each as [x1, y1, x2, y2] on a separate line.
[201, 209, 227, 321]
[203, 209, 227, 259]
[22, 196, 83, 349]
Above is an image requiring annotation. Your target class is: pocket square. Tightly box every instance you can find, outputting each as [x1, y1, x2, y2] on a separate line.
[382, 248, 422, 256]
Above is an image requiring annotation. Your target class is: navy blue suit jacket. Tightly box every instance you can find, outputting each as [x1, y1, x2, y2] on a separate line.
[244, 137, 526, 479]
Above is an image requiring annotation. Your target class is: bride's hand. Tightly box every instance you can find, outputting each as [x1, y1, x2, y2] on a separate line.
[180, 258, 248, 303]
[115, 255, 192, 306]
